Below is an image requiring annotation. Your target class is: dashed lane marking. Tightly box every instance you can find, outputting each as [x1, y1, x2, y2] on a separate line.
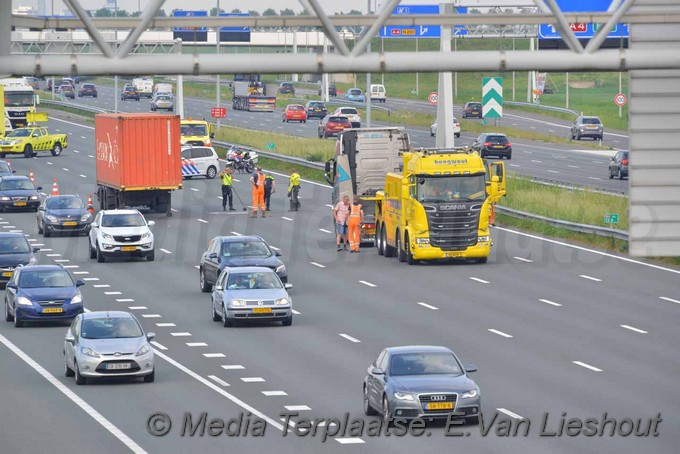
[203, 353, 226, 358]
[319, 228, 332, 233]
[155, 323, 176, 327]
[241, 377, 265, 383]
[187, 342, 208, 347]
[170, 332, 191, 337]
[116, 298, 134, 302]
[359, 280, 376, 288]
[417, 302, 439, 310]
[310, 262, 326, 268]
[469, 277, 490, 284]
[539, 299, 562, 307]
[339, 333, 361, 343]
[197, 219, 209, 224]
[160, 249, 172, 254]
[128, 306, 147, 310]
[221, 365, 245, 370]
[513, 256, 533, 263]
[488, 329, 513, 338]
[284, 405, 311, 411]
[579, 274, 602, 282]
[660, 296, 680, 305]
[104, 291, 122, 295]
[141, 314, 161, 318]
[620, 325, 648, 334]
[497, 408, 524, 419]
[262, 391, 287, 396]
[573, 361, 603, 372]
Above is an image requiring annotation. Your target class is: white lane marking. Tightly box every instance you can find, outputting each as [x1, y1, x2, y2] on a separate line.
[63, 265, 79, 269]
[80, 174, 87, 178]
[539, 298, 562, 307]
[92, 284, 110, 288]
[45, 253, 61, 257]
[160, 248, 172, 254]
[530, 160, 543, 163]
[73, 150, 80, 154]
[152, 350, 285, 431]
[588, 177, 602, 181]
[568, 165, 580, 168]
[230, 231, 242, 236]
[46, 161, 53, 165]
[170, 332, 191, 337]
[170, 208, 178, 213]
[128, 306, 147, 310]
[116, 298, 134, 302]
[208, 375, 230, 387]
[497, 408, 525, 420]
[469, 277, 490, 284]
[104, 291, 122, 295]
[0, 333, 149, 454]
[149, 341, 167, 351]
[9, 230, 22, 233]
[359, 280, 376, 287]
[38, 248, 52, 252]
[74, 272, 91, 276]
[203, 353, 226, 358]
[417, 302, 439, 310]
[284, 405, 311, 411]
[319, 228, 332, 233]
[339, 333, 361, 343]
[281, 216, 293, 221]
[573, 361, 602, 372]
[488, 329, 513, 338]
[660, 296, 680, 305]
[310, 262, 326, 268]
[547, 170, 560, 174]
[80, 136, 86, 139]
[241, 377, 266, 383]
[197, 218, 209, 224]
[62, 168, 70, 172]
[336, 438, 365, 445]
[141, 314, 161, 318]
[186, 342, 208, 347]
[88, 155, 94, 158]
[27, 238, 37, 242]
[292, 309, 301, 315]
[325, 204, 333, 208]
[221, 365, 245, 370]
[155, 323, 176, 327]
[513, 256, 533, 263]
[262, 391, 287, 396]
[620, 324, 648, 334]
[190, 188, 200, 192]
[579, 274, 602, 282]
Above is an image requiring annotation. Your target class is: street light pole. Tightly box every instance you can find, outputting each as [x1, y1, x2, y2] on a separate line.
[365, 0, 372, 127]
[216, 0, 221, 129]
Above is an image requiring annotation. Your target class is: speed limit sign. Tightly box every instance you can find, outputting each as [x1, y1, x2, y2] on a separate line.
[428, 92, 438, 105]
[614, 93, 627, 107]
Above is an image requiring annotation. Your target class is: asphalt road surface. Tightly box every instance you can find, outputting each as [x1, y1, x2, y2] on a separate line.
[0, 116, 677, 453]
[56, 83, 629, 194]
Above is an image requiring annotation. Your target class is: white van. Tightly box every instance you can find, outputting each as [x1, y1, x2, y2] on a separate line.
[369, 84, 386, 103]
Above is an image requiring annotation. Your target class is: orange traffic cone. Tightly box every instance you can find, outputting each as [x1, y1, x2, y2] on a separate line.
[51, 178, 60, 196]
[87, 193, 94, 213]
[29, 168, 35, 184]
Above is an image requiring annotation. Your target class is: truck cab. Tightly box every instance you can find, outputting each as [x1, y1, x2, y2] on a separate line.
[180, 119, 214, 147]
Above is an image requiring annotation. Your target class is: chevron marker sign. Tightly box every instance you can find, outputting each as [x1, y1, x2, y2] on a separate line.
[482, 77, 503, 119]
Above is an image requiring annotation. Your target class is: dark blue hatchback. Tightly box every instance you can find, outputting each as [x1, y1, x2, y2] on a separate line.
[0, 232, 39, 287]
[4, 264, 85, 327]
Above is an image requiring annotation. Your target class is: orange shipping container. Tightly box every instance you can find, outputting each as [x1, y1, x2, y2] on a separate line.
[95, 113, 182, 191]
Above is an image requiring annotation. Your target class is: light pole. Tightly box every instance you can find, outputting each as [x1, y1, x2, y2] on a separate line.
[216, 0, 221, 129]
[365, 0, 372, 127]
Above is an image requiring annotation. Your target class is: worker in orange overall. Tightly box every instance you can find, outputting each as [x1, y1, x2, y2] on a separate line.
[347, 195, 364, 253]
[250, 167, 266, 218]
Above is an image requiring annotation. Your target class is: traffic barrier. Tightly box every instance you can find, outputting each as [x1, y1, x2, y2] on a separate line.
[51, 178, 60, 196]
[87, 193, 94, 213]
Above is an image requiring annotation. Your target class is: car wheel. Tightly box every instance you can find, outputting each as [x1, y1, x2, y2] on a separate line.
[200, 268, 212, 293]
[143, 369, 155, 383]
[37, 221, 44, 234]
[51, 142, 63, 157]
[382, 396, 392, 426]
[475, 257, 488, 264]
[206, 166, 217, 179]
[282, 315, 293, 327]
[14, 310, 23, 327]
[96, 243, 106, 263]
[617, 168, 624, 180]
[211, 300, 222, 321]
[24, 144, 33, 159]
[64, 357, 75, 377]
[506, 153, 512, 160]
[44, 227, 51, 237]
[609, 167, 614, 179]
[363, 386, 378, 416]
[74, 361, 86, 385]
[456, 133, 460, 138]
[5, 300, 13, 322]
[88, 239, 96, 259]
[147, 250, 155, 262]
[396, 231, 406, 263]
[222, 304, 233, 327]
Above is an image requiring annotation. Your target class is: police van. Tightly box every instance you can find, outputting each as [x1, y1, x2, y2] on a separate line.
[181, 145, 221, 180]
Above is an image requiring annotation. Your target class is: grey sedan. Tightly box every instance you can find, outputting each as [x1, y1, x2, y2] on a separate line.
[211, 266, 293, 327]
[150, 94, 174, 111]
[363, 346, 481, 424]
[64, 311, 156, 384]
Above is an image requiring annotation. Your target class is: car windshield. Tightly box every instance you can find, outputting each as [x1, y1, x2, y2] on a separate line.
[349, 89, 362, 95]
[0, 179, 34, 190]
[181, 124, 207, 136]
[417, 175, 486, 202]
[226, 272, 282, 290]
[19, 270, 73, 288]
[81, 317, 143, 339]
[583, 117, 602, 125]
[0, 237, 31, 254]
[390, 352, 463, 376]
[6, 129, 31, 137]
[486, 135, 508, 143]
[222, 241, 272, 258]
[0, 162, 10, 173]
[47, 197, 84, 210]
[101, 214, 146, 227]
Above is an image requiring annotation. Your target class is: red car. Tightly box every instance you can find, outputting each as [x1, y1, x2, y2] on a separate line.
[318, 115, 351, 139]
[282, 104, 307, 123]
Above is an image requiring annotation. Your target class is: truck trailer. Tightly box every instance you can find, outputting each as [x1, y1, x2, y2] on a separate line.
[95, 113, 182, 216]
[231, 81, 276, 112]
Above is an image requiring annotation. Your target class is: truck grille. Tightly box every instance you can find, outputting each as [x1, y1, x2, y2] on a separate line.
[424, 203, 480, 251]
[113, 235, 141, 242]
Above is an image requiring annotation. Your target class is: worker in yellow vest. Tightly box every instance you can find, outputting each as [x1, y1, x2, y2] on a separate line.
[220, 167, 235, 211]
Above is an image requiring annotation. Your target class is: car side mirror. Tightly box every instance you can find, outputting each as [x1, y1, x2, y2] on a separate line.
[65, 332, 75, 343]
[36, 186, 43, 191]
[208, 252, 218, 259]
[91, 222, 98, 228]
[32, 247, 41, 253]
[275, 251, 281, 257]
[147, 221, 155, 227]
[146, 332, 156, 341]
[6, 282, 16, 289]
[370, 366, 385, 375]
[466, 364, 478, 373]
[75, 279, 85, 287]
[215, 285, 223, 291]
[284, 283, 293, 290]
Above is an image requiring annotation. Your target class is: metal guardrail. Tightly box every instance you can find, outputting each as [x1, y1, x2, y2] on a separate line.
[42, 99, 112, 114]
[212, 139, 325, 170]
[505, 101, 578, 117]
[288, 96, 392, 115]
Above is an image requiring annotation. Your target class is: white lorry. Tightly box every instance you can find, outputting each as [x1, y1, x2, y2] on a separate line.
[0, 79, 38, 129]
[133, 78, 154, 98]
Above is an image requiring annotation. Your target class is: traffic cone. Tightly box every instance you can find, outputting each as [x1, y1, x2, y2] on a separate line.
[29, 168, 35, 184]
[87, 193, 94, 213]
[51, 178, 60, 196]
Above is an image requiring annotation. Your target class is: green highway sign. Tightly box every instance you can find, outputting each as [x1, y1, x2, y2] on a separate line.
[267, 143, 275, 150]
[604, 213, 619, 224]
[482, 77, 503, 119]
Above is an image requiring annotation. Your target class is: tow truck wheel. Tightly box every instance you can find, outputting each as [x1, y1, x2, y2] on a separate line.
[51, 143, 62, 157]
[376, 224, 384, 256]
[396, 231, 406, 263]
[383, 228, 396, 258]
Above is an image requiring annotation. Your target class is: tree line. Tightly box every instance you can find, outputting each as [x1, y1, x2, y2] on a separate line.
[91, 8, 364, 18]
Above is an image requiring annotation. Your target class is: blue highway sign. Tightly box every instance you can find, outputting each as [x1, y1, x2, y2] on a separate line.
[379, 5, 468, 38]
[538, 0, 629, 39]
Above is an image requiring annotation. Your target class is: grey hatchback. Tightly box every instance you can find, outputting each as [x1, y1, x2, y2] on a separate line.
[571, 115, 603, 141]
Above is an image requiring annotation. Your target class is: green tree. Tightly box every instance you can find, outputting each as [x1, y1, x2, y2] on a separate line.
[248, 10, 260, 16]
[231, 9, 242, 14]
[347, 9, 362, 15]
[209, 7, 225, 16]
[155, 8, 167, 17]
[94, 7, 112, 17]
[262, 8, 277, 16]
[280, 8, 295, 16]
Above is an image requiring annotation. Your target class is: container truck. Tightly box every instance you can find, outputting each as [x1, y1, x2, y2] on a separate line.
[324, 127, 409, 245]
[231, 81, 276, 112]
[95, 113, 182, 216]
[374, 147, 506, 264]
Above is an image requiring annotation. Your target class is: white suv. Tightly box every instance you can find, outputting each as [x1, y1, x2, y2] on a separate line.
[181, 145, 220, 179]
[88, 209, 155, 262]
[333, 107, 361, 128]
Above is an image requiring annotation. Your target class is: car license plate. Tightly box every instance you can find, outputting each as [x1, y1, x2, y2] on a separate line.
[63, 221, 78, 226]
[446, 251, 464, 257]
[2, 272, 12, 277]
[13, 201, 27, 206]
[43, 307, 63, 313]
[494, 145, 503, 148]
[252, 308, 272, 313]
[121, 246, 136, 251]
[426, 402, 454, 410]
[106, 363, 132, 370]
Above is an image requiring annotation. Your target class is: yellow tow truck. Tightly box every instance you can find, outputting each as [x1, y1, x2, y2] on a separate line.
[0, 112, 67, 158]
[180, 118, 214, 146]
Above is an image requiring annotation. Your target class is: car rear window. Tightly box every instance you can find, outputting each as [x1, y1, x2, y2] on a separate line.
[340, 108, 358, 114]
[486, 135, 508, 143]
[329, 117, 350, 123]
[83, 84, 95, 89]
[583, 117, 602, 124]
[349, 89, 362, 95]
[308, 102, 325, 108]
[289, 105, 304, 111]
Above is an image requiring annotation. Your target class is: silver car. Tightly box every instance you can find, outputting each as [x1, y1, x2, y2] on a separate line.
[363, 346, 481, 424]
[570, 115, 603, 141]
[150, 94, 174, 112]
[211, 266, 293, 327]
[64, 311, 155, 384]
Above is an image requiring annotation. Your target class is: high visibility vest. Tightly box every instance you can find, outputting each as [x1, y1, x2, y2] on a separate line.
[349, 203, 362, 219]
[264, 175, 274, 189]
[254, 172, 264, 186]
[288, 172, 300, 192]
[220, 173, 232, 186]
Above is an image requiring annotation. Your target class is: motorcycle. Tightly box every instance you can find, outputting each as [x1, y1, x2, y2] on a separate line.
[226, 147, 258, 174]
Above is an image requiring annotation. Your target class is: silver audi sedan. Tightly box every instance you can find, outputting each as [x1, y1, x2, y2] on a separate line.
[363, 345, 481, 424]
[211, 266, 293, 327]
[64, 311, 155, 384]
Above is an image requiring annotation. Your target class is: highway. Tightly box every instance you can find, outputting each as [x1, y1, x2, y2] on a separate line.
[54, 83, 629, 193]
[0, 114, 678, 453]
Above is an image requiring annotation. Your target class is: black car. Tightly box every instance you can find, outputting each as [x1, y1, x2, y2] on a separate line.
[462, 102, 483, 119]
[78, 84, 98, 98]
[609, 150, 628, 180]
[318, 83, 337, 97]
[278, 82, 295, 95]
[0, 176, 42, 212]
[0, 160, 16, 177]
[472, 133, 512, 159]
[0, 233, 39, 288]
[37, 195, 93, 237]
[305, 101, 328, 119]
[121, 85, 140, 101]
[199, 235, 288, 292]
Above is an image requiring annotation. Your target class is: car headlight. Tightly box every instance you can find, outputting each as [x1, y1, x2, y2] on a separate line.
[478, 236, 490, 242]
[101, 233, 114, 241]
[46, 215, 58, 222]
[415, 238, 429, 244]
[29, 195, 39, 201]
[231, 299, 246, 307]
[70, 294, 83, 305]
[81, 347, 100, 358]
[0, 196, 10, 201]
[393, 392, 414, 401]
[136, 344, 151, 356]
[275, 298, 289, 306]
[80, 213, 91, 222]
[141, 231, 151, 240]
[461, 389, 478, 399]
[16, 296, 33, 306]
[275, 264, 286, 274]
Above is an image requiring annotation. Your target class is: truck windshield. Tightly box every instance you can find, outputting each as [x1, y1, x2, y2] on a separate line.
[181, 125, 207, 136]
[417, 175, 486, 202]
[4, 92, 34, 107]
